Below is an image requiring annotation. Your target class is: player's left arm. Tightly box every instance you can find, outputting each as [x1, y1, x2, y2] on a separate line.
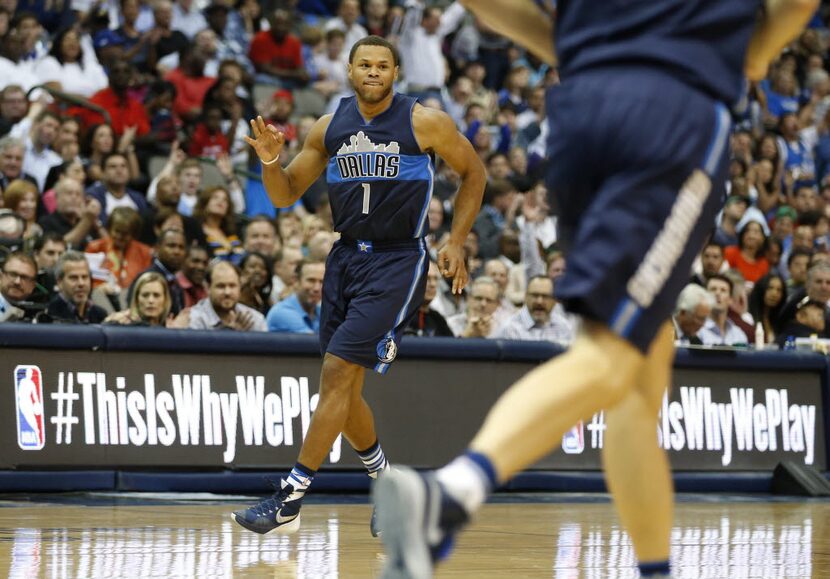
[413, 105, 486, 294]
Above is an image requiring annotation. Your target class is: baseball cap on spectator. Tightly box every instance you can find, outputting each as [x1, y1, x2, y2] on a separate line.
[776, 205, 798, 222]
[797, 296, 827, 312]
[93, 29, 125, 51]
[273, 89, 293, 104]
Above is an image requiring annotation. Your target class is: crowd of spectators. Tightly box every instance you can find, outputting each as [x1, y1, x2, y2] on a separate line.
[1, 0, 829, 350]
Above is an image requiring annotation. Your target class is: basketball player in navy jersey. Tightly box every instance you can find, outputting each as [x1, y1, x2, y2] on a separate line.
[232, 35, 485, 536]
[374, 1, 818, 577]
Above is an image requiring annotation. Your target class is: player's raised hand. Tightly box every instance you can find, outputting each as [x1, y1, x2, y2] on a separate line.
[244, 116, 285, 165]
[438, 241, 468, 295]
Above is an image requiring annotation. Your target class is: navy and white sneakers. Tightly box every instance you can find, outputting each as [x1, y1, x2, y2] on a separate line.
[232, 479, 305, 535]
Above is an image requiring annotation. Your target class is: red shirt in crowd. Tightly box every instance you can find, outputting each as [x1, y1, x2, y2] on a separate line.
[248, 31, 303, 72]
[724, 245, 769, 283]
[165, 69, 216, 119]
[75, 87, 150, 136]
[188, 124, 229, 159]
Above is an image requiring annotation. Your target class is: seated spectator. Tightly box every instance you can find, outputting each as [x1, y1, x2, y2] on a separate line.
[38, 178, 102, 250]
[777, 297, 827, 348]
[776, 262, 830, 336]
[690, 241, 725, 287]
[403, 260, 453, 337]
[165, 44, 217, 122]
[0, 251, 38, 321]
[672, 284, 714, 345]
[0, 85, 28, 138]
[31, 232, 66, 303]
[76, 60, 150, 137]
[176, 244, 209, 308]
[42, 159, 87, 213]
[140, 174, 205, 247]
[248, 9, 308, 88]
[104, 271, 174, 327]
[267, 260, 324, 333]
[129, 228, 187, 314]
[748, 273, 787, 345]
[483, 258, 516, 320]
[84, 207, 153, 289]
[11, 109, 63, 192]
[239, 251, 272, 315]
[3, 179, 41, 239]
[474, 179, 516, 260]
[194, 186, 244, 264]
[187, 260, 267, 331]
[86, 152, 149, 221]
[307, 230, 336, 261]
[448, 276, 500, 338]
[699, 274, 750, 346]
[45, 251, 108, 324]
[712, 195, 748, 248]
[725, 219, 770, 284]
[786, 248, 812, 290]
[243, 216, 281, 260]
[0, 136, 36, 191]
[496, 275, 573, 344]
[270, 246, 303, 302]
[188, 103, 229, 159]
[724, 268, 756, 338]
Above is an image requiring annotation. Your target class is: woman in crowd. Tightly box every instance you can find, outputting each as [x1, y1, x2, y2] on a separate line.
[725, 219, 770, 284]
[83, 124, 140, 183]
[3, 179, 41, 239]
[194, 186, 244, 264]
[748, 273, 788, 345]
[42, 159, 86, 213]
[104, 271, 175, 327]
[239, 251, 272, 315]
[34, 27, 109, 98]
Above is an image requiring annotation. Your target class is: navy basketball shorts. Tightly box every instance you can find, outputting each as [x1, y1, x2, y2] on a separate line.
[546, 69, 731, 352]
[319, 237, 428, 373]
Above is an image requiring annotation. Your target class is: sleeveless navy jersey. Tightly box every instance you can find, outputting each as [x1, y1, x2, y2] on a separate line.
[554, 0, 762, 105]
[324, 94, 433, 241]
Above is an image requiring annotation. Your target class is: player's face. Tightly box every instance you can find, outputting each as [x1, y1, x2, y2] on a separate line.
[349, 45, 398, 105]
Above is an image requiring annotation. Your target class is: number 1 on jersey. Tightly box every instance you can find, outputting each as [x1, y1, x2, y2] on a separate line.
[362, 183, 371, 214]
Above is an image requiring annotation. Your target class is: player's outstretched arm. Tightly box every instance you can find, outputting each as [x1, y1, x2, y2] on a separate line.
[459, 0, 555, 66]
[413, 105, 486, 294]
[745, 0, 819, 81]
[244, 115, 332, 208]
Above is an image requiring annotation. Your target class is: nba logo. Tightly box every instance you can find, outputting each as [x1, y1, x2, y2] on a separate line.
[561, 420, 584, 454]
[14, 365, 45, 450]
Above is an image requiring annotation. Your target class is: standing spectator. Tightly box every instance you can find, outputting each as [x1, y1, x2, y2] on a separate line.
[147, 0, 189, 72]
[266, 259, 324, 333]
[496, 275, 573, 344]
[84, 206, 153, 289]
[86, 152, 149, 220]
[38, 178, 102, 250]
[130, 228, 187, 314]
[249, 9, 307, 88]
[188, 260, 267, 331]
[748, 273, 788, 345]
[104, 271, 173, 327]
[46, 250, 108, 323]
[324, 0, 367, 55]
[33, 27, 108, 98]
[0, 251, 38, 321]
[403, 260, 453, 337]
[699, 274, 749, 346]
[398, 0, 466, 96]
[672, 284, 714, 345]
[171, 0, 207, 40]
[13, 110, 62, 192]
[447, 276, 500, 338]
[176, 244, 209, 308]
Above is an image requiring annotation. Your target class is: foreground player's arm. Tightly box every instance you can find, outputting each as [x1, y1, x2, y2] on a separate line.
[244, 115, 331, 208]
[413, 106, 486, 294]
[745, 0, 819, 81]
[459, 0, 555, 66]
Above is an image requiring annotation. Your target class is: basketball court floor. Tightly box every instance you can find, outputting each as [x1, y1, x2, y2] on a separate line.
[0, 492, 827, 578]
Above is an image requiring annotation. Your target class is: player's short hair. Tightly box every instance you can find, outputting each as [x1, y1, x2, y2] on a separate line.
[349, 35, 399, 68]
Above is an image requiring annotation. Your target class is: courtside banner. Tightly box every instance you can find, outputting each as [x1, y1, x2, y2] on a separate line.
[0, 345, 825, 471]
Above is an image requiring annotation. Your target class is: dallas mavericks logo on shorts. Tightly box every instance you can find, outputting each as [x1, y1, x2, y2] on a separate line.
[561, 421, 584, 454]
[376, 337, 398, 364]
[14, 365, 45, 450]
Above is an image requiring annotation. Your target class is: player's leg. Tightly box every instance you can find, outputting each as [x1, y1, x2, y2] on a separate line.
[601, 321, 675, 571]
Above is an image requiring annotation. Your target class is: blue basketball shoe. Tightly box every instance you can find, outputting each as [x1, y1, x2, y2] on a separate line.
[231, 479, 305, 535]
[373, 467, 469, 579]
